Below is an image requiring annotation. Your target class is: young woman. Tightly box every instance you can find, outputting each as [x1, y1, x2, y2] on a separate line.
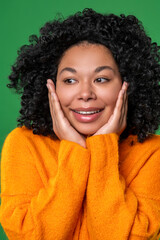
[1, 8, 160, 240]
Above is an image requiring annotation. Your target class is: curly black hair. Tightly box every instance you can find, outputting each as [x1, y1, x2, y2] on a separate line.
[8, 8, 160, 142]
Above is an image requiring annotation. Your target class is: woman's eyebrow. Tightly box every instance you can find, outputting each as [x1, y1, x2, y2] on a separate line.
[59, 67, 76, 75]
[95, 65, 115, 73]
[59, 65, 115, 75]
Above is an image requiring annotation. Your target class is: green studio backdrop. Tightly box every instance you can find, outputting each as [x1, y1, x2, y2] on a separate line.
[1, 0, 160, 239]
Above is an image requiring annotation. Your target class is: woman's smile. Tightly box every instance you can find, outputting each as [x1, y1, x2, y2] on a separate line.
[56, 42, 122, 135]
[71, 107, 104, 123]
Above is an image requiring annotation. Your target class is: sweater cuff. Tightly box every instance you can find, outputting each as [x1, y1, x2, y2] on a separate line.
[86, 133, 119, 149]
[58, 139, 90, 173]
[86, 133, 119, 171]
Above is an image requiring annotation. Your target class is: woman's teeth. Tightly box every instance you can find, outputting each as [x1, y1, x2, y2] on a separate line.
[73, 110, 102, 115]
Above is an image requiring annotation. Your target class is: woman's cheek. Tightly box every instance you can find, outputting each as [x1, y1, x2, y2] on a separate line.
[100, 88, 119, 106]
[56, 90, 73, 108]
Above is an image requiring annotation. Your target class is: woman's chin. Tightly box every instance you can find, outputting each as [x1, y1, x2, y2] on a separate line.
[71, 122, 104, 137]
[76, 128, 97, 137]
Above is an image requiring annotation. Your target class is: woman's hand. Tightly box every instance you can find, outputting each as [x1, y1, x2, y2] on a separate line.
[94, 81, 128, 136]
[46, 79, 86, 148]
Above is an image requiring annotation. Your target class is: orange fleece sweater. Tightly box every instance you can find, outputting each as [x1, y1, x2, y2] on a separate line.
[1, 126, 160, 240]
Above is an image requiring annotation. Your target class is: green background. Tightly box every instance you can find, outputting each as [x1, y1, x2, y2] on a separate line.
[1, 0, 160, 239]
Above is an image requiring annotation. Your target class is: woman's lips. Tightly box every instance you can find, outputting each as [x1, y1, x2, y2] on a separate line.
[71, 108, 104, 123]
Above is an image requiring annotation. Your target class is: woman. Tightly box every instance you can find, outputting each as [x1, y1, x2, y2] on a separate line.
[1, 8, 160, 240]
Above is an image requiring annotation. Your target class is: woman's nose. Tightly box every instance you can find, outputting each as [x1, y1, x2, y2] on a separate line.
[77, 82, 96, 101]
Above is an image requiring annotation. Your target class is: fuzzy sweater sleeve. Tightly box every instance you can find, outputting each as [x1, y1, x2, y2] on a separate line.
[86, 134, 160, 240]
[0, 128, 90, 240]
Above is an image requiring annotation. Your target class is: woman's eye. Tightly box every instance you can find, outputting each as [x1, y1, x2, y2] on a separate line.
[64, 79, 76, 84]
[95, 78, 110, 83]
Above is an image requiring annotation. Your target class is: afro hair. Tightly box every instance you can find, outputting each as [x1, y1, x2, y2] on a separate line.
[8, 8, 160, 142]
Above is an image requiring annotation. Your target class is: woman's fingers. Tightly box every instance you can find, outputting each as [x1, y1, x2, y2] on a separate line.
[47, 79, 64, 120]
[112, 82, 127, 124]
[115, 88, 125, 118]
[123, 90, 128, 124]
[51, 91, 64, 121]
[47, 80, 66, 134]
[119, 89, 126, 125]
[46, 79, 86, 147]
[118, 82, 128, 131]
[94, 81, 128, 136]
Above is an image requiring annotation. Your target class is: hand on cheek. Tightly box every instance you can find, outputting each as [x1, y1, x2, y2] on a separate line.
[46, 79, 86, 148]
[94, 81, 128, 136]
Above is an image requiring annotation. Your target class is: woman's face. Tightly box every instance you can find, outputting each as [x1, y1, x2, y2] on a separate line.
[56, 43, 122, 136]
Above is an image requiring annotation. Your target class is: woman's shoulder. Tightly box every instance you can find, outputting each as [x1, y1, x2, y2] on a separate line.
[137, 134, 160, 158]
[119, 134, 160, 184]
[4, 126, 44, 144]
[120, 134, 160, 162]
[122, 134, 160, 149]
[146, 134, 160, 144]
[5, 126, 34, 139]
[137, 134, 160, 150]
[5, 126, 55, 141]
[2, 126, 59, 153]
